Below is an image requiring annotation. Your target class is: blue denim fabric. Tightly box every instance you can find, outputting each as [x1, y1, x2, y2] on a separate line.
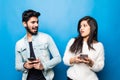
[15, 32, 61, 80]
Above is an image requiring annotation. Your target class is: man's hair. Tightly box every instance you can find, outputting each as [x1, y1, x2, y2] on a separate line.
[22, 9, 40, 22]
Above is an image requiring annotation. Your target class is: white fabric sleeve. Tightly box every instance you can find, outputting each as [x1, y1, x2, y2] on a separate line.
[63, 38, 75, 66]
[90, 43, 105, 72]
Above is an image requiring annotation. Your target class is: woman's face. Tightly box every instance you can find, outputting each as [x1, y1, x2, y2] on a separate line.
[80, 20, 90, 38]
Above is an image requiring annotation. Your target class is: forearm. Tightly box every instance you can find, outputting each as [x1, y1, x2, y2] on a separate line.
[42, 56, 61, 70]
[16, 61, 26, 71]
[70, 57, 76, 64]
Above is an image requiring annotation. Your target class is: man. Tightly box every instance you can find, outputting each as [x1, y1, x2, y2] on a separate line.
[15, 9, 61, 80]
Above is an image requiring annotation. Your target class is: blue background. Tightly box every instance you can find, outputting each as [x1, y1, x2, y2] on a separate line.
[0, 0, 120, 80]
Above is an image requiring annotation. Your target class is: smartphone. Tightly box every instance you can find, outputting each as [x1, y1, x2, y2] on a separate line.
[28, 57, 36, 61]
[80, 54, 88, 59]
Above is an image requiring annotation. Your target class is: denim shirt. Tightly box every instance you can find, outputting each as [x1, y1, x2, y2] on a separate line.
[15, 32, 61, 80]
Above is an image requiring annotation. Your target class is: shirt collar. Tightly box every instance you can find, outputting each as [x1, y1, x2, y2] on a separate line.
[23, 32, 39, 41]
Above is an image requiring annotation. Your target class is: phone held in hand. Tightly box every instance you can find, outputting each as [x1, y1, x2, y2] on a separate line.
[28, 57, 36, 61]
[80, 54, 88, 59]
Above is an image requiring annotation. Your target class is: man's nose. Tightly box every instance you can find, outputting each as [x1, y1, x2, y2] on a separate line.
[35, 22, 38, 26]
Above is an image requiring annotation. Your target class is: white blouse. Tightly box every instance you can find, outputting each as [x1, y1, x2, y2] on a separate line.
[63, 38, 105, 80]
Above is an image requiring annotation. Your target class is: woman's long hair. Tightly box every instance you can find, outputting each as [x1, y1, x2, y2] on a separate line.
[70, 16, 98, 53]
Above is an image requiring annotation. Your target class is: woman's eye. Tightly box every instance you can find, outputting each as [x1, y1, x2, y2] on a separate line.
[84, 24, 87, 27]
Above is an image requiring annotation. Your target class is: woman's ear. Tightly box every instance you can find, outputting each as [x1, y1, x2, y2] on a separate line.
[23, 22, 27, 27]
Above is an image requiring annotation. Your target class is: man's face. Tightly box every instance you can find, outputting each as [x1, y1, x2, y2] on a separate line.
[24, 17, 39, 35]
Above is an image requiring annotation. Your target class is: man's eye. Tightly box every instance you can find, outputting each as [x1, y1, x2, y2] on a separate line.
[31, 21, 35, 24]
[37, 21, 39, 24]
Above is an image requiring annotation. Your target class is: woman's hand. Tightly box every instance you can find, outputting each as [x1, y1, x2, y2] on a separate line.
[84, 57, 94, 67]
[70, 55, 88, 64]
[70, 55, 94, 67]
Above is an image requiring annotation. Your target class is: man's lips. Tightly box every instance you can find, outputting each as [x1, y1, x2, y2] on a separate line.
[32, 27, 38, 31]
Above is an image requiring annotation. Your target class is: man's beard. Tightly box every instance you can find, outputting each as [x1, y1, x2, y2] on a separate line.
[25, 27, 38, 35]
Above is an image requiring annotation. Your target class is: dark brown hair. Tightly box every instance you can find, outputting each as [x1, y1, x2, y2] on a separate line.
[22, 9, 40, 22]
[70, 16, 98, 53]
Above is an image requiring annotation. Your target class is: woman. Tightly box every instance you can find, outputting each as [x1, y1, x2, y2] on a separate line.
[63, 16, 105, 80]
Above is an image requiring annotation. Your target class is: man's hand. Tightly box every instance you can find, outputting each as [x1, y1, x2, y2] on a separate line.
[23, 61, 34, 69]
[33, 59, 44, 70]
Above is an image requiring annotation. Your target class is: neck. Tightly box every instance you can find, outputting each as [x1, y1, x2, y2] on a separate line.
[83, 36, 89, 42]
[27, 32, 32, 42]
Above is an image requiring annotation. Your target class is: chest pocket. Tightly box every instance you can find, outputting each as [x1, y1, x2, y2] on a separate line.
[34, 43, 49, 57]
[18, 48, 28, 61]
[34, 43, 48, 50]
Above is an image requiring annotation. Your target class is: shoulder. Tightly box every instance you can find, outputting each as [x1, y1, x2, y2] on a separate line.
[36, 32, 53, 42]
[16, 36, 25, 45]
[96, 42, 104, 47]
[15, 36, 26, 48]
[67, 38, 75, 43]
[37, 32, 52, 38]
[93, 42, 104, 50]
[69, 38, 75, 42]
[67, 38, 75, 45]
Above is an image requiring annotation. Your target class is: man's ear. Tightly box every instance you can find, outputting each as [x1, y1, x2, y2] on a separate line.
[23, 22, 27, 27]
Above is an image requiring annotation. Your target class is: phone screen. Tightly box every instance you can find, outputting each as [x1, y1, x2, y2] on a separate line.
[80, 54, 88, 59]
[28, 57, 36, 61]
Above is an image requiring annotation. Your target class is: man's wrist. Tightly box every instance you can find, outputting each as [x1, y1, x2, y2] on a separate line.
[23, 62, 27, 69]
[39, 64, 44, 70]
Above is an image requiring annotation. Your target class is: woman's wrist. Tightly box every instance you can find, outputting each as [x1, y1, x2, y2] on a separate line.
[70, 57, 75, 64]
[88, 60, 94, 67]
